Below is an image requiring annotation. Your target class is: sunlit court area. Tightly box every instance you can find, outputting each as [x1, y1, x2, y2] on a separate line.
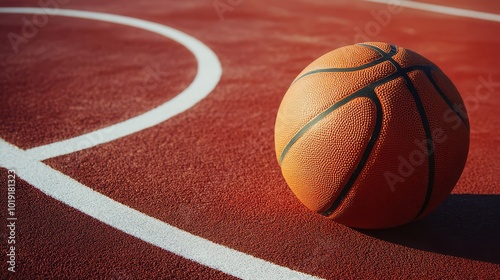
[0, 0, 499, 279]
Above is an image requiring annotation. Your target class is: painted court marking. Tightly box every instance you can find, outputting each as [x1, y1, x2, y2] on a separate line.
[0, 139, 319, 280]
[1, 2, 497, 278]
[366, 0, 500, 22]
[0, 7, 222, 161]
[0, 7, 320, 280]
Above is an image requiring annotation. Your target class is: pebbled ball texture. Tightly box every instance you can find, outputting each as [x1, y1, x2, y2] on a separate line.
[275, 42, 470, 229]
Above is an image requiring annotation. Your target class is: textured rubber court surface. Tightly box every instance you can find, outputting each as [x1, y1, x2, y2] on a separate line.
[0, 0, 499, 279]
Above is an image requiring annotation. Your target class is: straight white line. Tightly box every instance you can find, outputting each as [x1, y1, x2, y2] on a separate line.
[0, 139, 321, 280]
[0, 7, 222, 161]
[365, 0, 500, 22]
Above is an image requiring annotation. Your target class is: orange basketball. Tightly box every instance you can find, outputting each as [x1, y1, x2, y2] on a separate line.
[275, 42, 470, 229]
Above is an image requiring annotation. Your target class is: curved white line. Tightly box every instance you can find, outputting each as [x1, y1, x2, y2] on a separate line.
[365, 0, 500, 22]
[0, 7, 222, 161]
[0, 140, 320, 280]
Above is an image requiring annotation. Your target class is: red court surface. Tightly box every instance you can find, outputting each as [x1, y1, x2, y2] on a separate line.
[1, 0, 499, 279]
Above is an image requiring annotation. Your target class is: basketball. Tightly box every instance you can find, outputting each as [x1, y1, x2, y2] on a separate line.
[275, 42, 470, 229]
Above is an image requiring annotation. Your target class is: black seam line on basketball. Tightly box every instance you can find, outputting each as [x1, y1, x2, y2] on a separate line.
[357, 43, 398, 57]
[360, 43, 436, 219]
[321, 66, 439, 216]
[381, 52, 436, 220]
[292, 59, 385, 85]
[278, 92, 363, 165]
[358, 43, 401, 74]
[407, 78, 435, 219]
[278, 65, 437, 166]
[279, 76, 389, 166]
[321, 92, 383, 217]
[292, 44, 398, 84]
[389, 44, 397, 54]
[319, 46, 395, 216]
[423, 69, 470, 131]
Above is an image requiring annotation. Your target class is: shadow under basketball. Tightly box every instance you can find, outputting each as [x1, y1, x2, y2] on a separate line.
[357, 194, 500, 264]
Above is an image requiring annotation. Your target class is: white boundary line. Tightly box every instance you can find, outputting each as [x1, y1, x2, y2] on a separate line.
[366, 0, 500, 22]
[0, 140, 319, 280]
[0, 7, 320, 280]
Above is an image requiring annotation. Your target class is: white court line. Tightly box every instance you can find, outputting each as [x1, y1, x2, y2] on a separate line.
[366, 0, 500, 22]
[3, 2, 495, 278]
[0, 7, 222, 161]
[0, 7, 321, 279]
[0, 140, 319, 280]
